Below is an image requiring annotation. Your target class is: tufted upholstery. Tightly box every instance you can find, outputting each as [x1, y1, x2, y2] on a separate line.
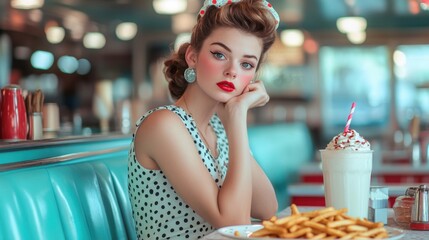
[248, 122, 314, 211]
[0, 152, 136, 240]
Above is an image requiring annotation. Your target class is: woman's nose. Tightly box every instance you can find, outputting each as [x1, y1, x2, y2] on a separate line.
[224, 66, 237, 79]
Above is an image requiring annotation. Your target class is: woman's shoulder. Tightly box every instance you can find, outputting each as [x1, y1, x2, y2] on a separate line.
[138, 105, 185, 126]
[132, 105, 195, 169]
[133, 106, 188, 152]
[136, 105, 185, 124]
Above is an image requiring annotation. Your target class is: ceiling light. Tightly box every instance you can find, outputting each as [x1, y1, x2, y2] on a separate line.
[393, 50, 407, 67]
[116, 22, 138, 41]
[83, 32, 106, 49]
[30, 50, 54, 70]
[336, 16, 367, 34]
[172, 13, 196, 34]
[63, 11, 88, 41]
[153, 0, 187, 14]
[28, 9, 43, 22]
[346, 31, 366, 44]
[11, 0, 44, 9]
[77, 59, 91, 75]
[280, 29, 304, 47]
[58, 55, 79, 74]
[46, 26, 65, 44]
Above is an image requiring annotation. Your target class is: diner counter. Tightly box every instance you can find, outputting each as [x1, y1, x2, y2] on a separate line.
[288, 183, 409, 197]
[203, 207, 427, 239]
[299, 162, 429, 184]
[299, 162, 429, 175]
[291, 162, 429, 207]
[0, 133, 131, 167]
[287, 183, 411, 207]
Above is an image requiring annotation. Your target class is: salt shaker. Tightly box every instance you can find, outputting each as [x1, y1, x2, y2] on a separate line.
[368, 186, 389, 224]
[29, 112, 43, 140]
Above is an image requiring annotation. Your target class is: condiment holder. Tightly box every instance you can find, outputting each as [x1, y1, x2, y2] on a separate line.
[0, 85, 28, 141]
[393, 186, 417, 228]
[410, 184, 429, 230]
[368, 186, 389, 224]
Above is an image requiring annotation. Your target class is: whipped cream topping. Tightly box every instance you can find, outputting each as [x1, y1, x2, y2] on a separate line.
[326, 129, 371, 151]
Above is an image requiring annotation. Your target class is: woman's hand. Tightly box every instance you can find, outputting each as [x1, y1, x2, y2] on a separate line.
[216, 80, 269, 122]
[240, 80, 270, 109]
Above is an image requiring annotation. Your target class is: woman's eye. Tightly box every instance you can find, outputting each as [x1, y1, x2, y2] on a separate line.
[211, 51, 225, 60]
[242, 62, 254, 70]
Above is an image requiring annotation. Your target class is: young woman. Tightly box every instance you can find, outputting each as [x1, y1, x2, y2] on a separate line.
[128, 0, 279, 239]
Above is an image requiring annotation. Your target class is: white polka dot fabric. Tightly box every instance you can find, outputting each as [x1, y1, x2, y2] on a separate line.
[128, 105, 229, 239]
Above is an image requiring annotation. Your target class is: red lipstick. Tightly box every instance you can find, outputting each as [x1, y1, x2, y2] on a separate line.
[217, 81, 235, 92]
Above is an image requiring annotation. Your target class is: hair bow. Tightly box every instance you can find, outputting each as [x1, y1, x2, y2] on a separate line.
[199, 0, 280, 29]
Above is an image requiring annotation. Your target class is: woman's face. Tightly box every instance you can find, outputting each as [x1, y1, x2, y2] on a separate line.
[193, 27, 263, 102]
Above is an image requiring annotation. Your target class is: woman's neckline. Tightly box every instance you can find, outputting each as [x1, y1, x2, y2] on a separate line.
[174, 105, 220, 160]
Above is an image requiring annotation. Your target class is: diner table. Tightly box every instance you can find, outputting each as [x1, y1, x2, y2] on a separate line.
[202, 206, 427, 239]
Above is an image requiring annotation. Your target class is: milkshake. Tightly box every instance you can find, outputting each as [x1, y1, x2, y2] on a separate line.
[320, 129, 373, 219]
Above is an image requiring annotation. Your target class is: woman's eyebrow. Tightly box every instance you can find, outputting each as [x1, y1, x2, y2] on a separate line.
[210, 42, 258, 61]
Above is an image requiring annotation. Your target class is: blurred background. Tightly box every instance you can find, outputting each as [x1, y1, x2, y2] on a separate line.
[1, 0, 429, 151]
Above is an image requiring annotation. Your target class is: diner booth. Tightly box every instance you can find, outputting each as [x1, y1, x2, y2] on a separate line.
[0, 135, 135, 239]
[1, 0, 429, 239]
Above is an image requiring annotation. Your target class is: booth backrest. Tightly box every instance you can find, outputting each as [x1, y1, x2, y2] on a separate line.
[248, 122, 314, 210]
[0, 123, 314, 239]
[0, 141, 136, 240]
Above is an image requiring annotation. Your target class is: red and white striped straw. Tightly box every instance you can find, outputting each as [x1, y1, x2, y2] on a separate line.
[344, 102, 356, 134]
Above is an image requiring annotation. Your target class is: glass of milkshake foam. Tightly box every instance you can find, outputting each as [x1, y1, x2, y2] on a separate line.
[320, 129, 372, 219]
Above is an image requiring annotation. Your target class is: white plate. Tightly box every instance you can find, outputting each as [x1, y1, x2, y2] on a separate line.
[217, 224, 405, 239]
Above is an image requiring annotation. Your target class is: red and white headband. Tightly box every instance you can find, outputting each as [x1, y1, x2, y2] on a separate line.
[199, 0, 280, 29]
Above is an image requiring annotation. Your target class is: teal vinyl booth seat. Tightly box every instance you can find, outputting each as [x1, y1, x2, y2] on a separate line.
[0, 135, 137, 240]
[248, 122, 314, 211]
[0, 123, 313, 239]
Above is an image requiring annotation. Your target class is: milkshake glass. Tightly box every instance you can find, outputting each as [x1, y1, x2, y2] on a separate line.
[321, 129, 372, 219]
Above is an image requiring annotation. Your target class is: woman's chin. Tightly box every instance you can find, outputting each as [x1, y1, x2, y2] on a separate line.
[215, 92, 239, 103]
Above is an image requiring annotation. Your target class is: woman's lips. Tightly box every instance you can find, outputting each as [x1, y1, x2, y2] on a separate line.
[216, 81, 235, 92]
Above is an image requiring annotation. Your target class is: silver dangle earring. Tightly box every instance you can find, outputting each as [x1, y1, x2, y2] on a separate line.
[184, 68, 196, 83]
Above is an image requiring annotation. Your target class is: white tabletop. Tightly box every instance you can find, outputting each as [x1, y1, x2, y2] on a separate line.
[202, 207, 428, 240]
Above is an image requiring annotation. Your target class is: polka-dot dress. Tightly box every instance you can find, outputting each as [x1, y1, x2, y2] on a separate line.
[128, 105, 229, 239]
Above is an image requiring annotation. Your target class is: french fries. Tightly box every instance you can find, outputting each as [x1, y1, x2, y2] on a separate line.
[250, 204, 388, 239]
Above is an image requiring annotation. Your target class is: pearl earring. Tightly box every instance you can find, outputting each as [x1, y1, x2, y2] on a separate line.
[184, 68, 196, 83]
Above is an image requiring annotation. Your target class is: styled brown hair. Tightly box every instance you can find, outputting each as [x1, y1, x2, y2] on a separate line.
[164, 0, 278, 99]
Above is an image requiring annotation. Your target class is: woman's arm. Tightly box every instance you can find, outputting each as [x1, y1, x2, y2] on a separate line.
[250, 156, 278, 219]
[215, 80, 272, 223]
[135, 109, 253, 229]
[134, 81, 271, 229]
[234, 80, 277, 219]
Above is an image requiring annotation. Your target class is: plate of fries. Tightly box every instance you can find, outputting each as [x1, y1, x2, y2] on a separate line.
[217, 204, 404, 239]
